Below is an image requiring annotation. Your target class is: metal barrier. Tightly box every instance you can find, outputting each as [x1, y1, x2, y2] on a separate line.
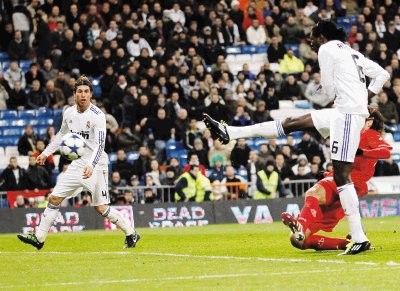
[0, 179, 318, 208]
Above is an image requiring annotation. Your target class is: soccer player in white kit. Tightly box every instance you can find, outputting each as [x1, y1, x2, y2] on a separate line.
[17, 76, 140, 249]
[204, 21, 390, 255]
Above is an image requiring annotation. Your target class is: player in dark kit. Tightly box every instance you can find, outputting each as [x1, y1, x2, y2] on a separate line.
[281, 110, 392, 252]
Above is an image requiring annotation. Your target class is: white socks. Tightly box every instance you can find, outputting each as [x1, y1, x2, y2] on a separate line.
[338, 183, 368, 243]
[36, 204, 60, 243]
[226, 120, 285, 140]
[102, 206, 134, 236]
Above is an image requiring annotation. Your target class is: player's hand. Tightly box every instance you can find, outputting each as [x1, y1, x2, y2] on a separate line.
[83, 165, 93, 179]
[356, 148, 364, 156]
[36, 153, 48, 165]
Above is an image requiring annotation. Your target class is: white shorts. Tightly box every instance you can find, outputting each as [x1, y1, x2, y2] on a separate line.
[311, 108, 366, 163]
[52, 164, 110, 206]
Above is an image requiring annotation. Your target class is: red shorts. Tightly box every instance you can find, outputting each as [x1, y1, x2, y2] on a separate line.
[308, 176, 368, 234]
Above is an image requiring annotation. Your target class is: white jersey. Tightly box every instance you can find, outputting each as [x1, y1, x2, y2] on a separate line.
[317, 40, 390, 117]
[43, 104, 108, 168]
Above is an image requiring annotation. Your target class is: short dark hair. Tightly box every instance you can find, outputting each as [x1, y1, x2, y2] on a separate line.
[189, 164, 199, 171]
[73, 75, 93, 93]
[312, 21, 346, 42]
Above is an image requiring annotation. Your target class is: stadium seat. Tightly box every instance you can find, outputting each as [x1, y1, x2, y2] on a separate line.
[18, 110, 36, 118]
[37, 108, 53, 117]
[394, 132, 400, 142]
[242, 45, 258, 54]
[226, 46, 242, 54]
[0, 52, 8, 61]
[3, 127, 23, 136]
[0, 110, 18, 119]
[10, 119, 28, 127]
[19, 60, 32, 73]
[127, 151, 139, 162]
[5, 146, 18, 156]
[0, 120, 9, 127]
[109, 152, 117, 163]
[37, 118, 54, 126]
[166, 140, 184, 158]
[34, 125, 49, 137]
[0, 137, 19, 146]
[1, 60, 10, 71]
[17, 156, 29, 168]
[252, 54, 268, 62]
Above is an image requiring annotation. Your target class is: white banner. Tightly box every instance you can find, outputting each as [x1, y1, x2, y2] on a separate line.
[368, 176, 400, 194]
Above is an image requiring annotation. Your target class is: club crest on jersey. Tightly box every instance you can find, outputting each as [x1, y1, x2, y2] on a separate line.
[86, 121, 91, 129]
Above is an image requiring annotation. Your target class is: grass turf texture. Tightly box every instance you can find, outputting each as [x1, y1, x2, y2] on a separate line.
[0, 217, 399, 290]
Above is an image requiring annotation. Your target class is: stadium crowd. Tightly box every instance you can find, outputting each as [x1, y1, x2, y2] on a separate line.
[1, 0, 400, 206]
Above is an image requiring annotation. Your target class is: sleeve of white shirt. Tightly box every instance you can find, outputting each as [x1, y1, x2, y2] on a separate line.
[317, 45, 336, 100]
[89, 113, 106, 169]
[362, 57, 390, 94]
[43, 111, 70, 157]
[141, 39, 154, 57]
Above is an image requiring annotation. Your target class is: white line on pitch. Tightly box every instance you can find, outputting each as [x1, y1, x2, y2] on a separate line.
[2, 266, 400, 289]
[1, 251, 399, 267]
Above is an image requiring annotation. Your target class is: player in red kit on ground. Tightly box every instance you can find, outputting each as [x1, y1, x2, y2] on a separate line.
[281, 110, 392, 252]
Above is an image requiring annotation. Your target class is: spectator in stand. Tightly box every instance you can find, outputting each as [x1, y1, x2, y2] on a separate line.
[304, 72, 331, 108]
[14, 195, 28, 208]
[281, 16, 303, 44]
[25, 63, 45, 89]
[33, 140, 55, 175]
[146, 159, 166, 186]
[220, 166, 246, 199]
[208, 139, 232, 167]
[168, 157, 183, 177]
[224, 18, 245, 46]
[133, 146, 151, 180]
[41, 59, 58, 82]
[18, 125, 38, 156]
[253, 101, 271, 123]
[378, 92, 398, 125]
[184, 153, 206, 176]
[174, 108, 190, 142]
[144, 188, 156, 204]
[142, 108, 174, 160]
[45, 80, 64, 109]
[100, 66, 117, 100]
[290, 165, 313, 196]
[110, 172, 127, 190]
[127, 32, 153, 58]
[279, 50, 304, 76]
[246, 19, 267, 46]
[281, 75, 303, 101]
[291, 154, 311, 176]
[0, 157, 26, 191]
[230, 105, 253, 126]
[7, 81, 27, 110]
[275, 152, 294, 182]
[303, 1, 318, 17]
[309, 163, 320, 179]
[375, 158, 400, 176]
[0, 82, 9, 110]
[230, 139, 251, 169]
[117, 126, 142, 152]
[23, 155, 52, 190]
[296, 132, 323, 161]
[185, 118, 202, 150]
[8, 30, 29, 61]
[204, 92, 231, 123]
[4, 61, 26, 90]
[27, 80, 49, 109]
[190, 138, 210, 168]
[267, 36, 287, 63]
[112, 150, 133, 182]
[254, 160, 280, 199]
[79, 48, 99, 77]
[384, 21, 400, 54]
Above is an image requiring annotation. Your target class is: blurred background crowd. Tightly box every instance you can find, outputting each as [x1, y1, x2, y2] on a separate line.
[0, 0, 400, 207]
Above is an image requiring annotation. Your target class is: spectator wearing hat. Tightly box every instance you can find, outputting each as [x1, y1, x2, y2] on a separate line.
[291, 154, 311, 176]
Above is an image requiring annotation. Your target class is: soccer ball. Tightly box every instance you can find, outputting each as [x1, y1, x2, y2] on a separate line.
[60, 133, 86, 160]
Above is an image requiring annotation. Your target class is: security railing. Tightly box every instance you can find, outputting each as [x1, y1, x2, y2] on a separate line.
[0, 179, 317, 208]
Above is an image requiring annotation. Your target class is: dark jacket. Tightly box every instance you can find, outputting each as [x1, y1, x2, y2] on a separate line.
[0, 166, 26, 190]
[231, 145, 251, 168]
[112, 159, 134, 182]
[23, 165, 52, 190]
[18, 134, 38, 155]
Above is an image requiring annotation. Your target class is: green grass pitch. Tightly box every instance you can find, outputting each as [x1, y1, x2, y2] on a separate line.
[0, 217, 399, 290]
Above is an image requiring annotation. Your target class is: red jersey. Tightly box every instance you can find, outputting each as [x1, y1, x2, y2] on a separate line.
[309, 129, 392, 234]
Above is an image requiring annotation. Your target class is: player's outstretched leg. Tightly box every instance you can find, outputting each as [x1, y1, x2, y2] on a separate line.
[203, 113, 314, 144]
[281, 212, 305, 241]
[17, 201, 61, 250]
[98, 205, 140, 248]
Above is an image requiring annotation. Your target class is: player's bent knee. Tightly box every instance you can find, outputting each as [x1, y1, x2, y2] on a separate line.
[290, 234, 304, 250]
[95, 204, 109, 215]
[48, 195, 64, 206]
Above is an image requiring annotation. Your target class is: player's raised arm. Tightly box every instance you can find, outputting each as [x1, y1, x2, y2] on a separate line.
[39, 111, 70, 164]
[317, 45, 335, 101]
[362, 57, 390, 99]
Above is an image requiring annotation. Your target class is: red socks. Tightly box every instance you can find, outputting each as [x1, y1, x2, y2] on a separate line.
[303, 235, 349, 250]
[298, 196, 322, 232]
